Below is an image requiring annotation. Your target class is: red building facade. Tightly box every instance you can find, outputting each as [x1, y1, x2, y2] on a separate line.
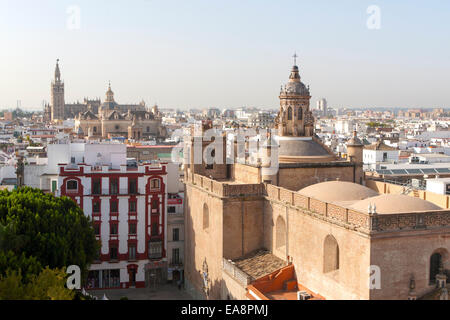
[58, 161, 169, 289]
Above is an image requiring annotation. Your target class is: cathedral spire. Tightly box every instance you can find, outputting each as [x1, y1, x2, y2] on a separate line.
[55, 59, 61, 82]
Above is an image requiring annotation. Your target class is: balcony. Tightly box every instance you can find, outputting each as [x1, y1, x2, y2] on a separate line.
[169, 260, 183, 267]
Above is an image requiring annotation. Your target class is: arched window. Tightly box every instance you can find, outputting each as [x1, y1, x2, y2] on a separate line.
[66, 180, 78, 191]
[275, 216, 286, 251]
[203, 203, 209, 230]
[430, 252, 442, 284]
[287, 107, 292, 120]
[150, 178, 160, 191]
[323, 235, 339, 273]
[298, 107, 302, 120]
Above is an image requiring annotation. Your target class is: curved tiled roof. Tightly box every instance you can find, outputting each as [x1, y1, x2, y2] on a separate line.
[298, 181, 378, 203]
[277, 138, 331, 157]
[350, 194, 442, 214]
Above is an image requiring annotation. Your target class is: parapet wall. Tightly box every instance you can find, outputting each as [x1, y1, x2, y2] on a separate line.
[265, 183, 450, 234]
[185, 171, 450, 234]
[186, 171, 264, 198]
[366, 179, 450, 209]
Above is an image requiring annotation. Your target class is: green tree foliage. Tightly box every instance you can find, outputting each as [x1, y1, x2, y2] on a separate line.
[0, 187, 98, 282]
[0, 267, 75, 300]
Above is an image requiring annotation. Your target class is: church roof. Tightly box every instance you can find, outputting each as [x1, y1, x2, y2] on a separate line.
[101, 101, 118, 110]
[79, 110, 98, 120]
[232, 250, 286, 281]
[107, 110, 125, 120]
[280, 65, 310, 97]
[350, 194, 442, 214]
[276, 137, 331, 157]
[298, 181, 378, 203]
[365, 141, 397, 151]
[347, 131, 363, 147]
[129, 110, 155, 120]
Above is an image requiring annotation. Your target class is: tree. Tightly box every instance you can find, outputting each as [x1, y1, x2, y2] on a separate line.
[0, 267, 75, 300]
[0, 187, 98, 283]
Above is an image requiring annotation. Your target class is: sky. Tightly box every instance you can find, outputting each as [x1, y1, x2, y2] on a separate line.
[0, 0, 449, 111]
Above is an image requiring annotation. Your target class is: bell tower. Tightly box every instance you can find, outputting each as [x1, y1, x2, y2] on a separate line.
[51, 59, 65, 121]
[276, 54, 314, 137]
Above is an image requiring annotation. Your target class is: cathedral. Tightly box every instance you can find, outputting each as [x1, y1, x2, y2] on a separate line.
[45, 60, 167, 140]
[183, 60, 450, 300]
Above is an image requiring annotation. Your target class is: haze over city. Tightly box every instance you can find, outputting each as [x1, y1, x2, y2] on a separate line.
[1, 0, 450, 110]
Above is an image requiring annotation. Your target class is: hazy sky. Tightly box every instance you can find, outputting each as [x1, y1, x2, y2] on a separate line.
[1, 0, 449, 110]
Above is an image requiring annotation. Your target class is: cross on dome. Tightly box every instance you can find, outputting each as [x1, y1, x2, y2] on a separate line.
[293, 52, 298, 66]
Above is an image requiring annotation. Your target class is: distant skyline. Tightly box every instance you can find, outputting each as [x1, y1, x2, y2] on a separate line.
[1, 0, 450, 110]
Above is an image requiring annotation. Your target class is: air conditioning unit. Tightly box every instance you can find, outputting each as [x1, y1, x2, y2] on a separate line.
[297, 291, 311, 300]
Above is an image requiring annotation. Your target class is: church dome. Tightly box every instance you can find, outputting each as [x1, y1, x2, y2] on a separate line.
[280, 65, 310, 96]
[105, 81, 115, 102]
[284, 81, 310, 95]
[298, 181, 378, 203]
[350, 194, 442, 214]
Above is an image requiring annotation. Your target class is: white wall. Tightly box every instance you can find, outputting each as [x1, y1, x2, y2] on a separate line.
[84, 144, 126, 167]
[363, 149, 399, 164]
[24, 165, 46, 189]
[166, 162, 180, 194]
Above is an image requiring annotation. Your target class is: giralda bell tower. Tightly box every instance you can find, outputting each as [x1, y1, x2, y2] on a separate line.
[51, 59, 65, 121]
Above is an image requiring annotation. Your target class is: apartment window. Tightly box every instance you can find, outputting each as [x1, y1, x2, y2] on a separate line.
[148, 240, 162, 259]
[110, 201, 118, 213]
[168, 206, 176, 214]
[151, 223, 158, 236]
[110, 178, 118, 195]
[151, 199, 159, 214]
[93, 201, 100, 214]
[172, 248, 180, 265]
[94, 247, 101, 262]
[129, 179, 137, 194]
[94, 223, 100, 236]
[129, 223, 137, 235]
[173, 228, 179, 241]
[150, 178, 160, 191]
[66, 180, 78, 191]
[110, 223, 118, 235]
[110, 245, 118, 261]
[92, 178, 101, 195]
[129, 201, 137, 212]
[128, 244, 137, 261]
